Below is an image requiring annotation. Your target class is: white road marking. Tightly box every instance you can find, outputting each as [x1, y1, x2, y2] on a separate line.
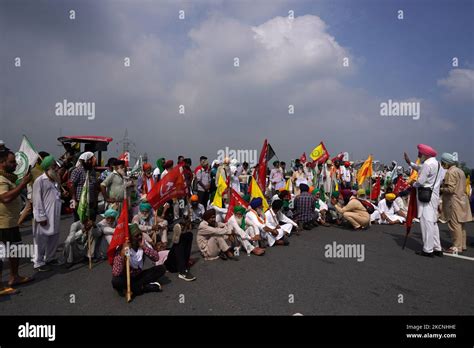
[443, 253, 474, 261]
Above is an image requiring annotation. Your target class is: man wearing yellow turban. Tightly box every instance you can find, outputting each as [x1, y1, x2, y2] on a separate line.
[372, 192, 406, 224]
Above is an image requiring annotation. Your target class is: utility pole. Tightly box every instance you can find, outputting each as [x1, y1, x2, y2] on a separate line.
[116, 129, 137, 162]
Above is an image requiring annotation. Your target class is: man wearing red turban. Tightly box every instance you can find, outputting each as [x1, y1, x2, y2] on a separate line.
[137, 162, 156, 199]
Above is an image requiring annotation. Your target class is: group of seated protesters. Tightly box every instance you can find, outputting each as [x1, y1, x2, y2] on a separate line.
[55, 177, 414, 300]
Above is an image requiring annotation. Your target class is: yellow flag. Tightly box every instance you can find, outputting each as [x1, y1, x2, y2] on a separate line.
[466, 175, 471, 196]
[310, 143, 325, 161]
[408, 158, 421, 184]
[212, 174, 227, 208]
[250, 177, 269, 211]
[284, 178, 292, 192]
[357, 155, 373, 186]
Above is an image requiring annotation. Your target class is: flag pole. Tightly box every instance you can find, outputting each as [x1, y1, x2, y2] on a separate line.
[88, 232, 92, 270]
[123, 182, 132, 303]
[369, 155, 373, 202]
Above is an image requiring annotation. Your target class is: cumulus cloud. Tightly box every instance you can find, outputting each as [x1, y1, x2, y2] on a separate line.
[437, 69, 474, 102]
[1, 1, 472, 165]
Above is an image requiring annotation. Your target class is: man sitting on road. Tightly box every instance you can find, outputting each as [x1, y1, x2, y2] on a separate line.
[63, 217, 97, 267]
[293, 183, 318, 230]
[93, 208, 118, 260]
[312, 188, 330, 226]
[246, 198, 282, 248]
[111, 223, 165, 297]
[227, 205, 265, 256]
[335, 191, 370, 230]
[264, 200, 295, 244]
[197, 209, 237, 261]
[372, 193, 406, 224]
[132, 202, 168, 251]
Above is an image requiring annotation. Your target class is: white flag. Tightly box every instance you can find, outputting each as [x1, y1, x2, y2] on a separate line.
[14, 136, 39, 179]
[131, 156, 143, 174]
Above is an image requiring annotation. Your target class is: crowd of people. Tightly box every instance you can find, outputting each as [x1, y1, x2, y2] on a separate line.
[0, 139, 472, 298]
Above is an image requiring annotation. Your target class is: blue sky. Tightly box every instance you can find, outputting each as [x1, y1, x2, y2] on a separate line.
[1, 0, 473, 166]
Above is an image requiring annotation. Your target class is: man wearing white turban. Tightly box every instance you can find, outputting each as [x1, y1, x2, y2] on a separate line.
[440, 152, 472, 254]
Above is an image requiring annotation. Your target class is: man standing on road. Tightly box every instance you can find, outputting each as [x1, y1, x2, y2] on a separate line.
[195, 157, 211, 206]
[440, 152, 472, 254]
[408, 144, 444, 258]
[0, 150, 33, 295]
[100, 159, 127, 214]
[32, 156, 62, 272]
[70, 152, 98, 222]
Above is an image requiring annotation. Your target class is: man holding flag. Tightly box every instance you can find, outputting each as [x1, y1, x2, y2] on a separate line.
[111, 223, 166, 297]
[70, 152, 98, 222]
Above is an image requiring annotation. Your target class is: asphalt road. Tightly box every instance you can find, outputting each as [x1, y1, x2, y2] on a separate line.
[1, 216, 473, 315]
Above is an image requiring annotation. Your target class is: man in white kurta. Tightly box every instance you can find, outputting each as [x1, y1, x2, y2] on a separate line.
[264, 200, 297, 241]
[413, 144, 445, 256]
[32, 157, 62, 271]
[270, 161, 285, 192]
[372, 193, 406, 224]
[93, 208, 118, 259]
[245, 198, 281, 248]
[227, 206, 265, 255]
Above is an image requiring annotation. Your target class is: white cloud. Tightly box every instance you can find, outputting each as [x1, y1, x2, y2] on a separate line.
[437, 69, 474, 102]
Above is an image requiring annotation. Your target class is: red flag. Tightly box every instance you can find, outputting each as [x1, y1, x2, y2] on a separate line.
[118, 152, 130, 167]
[107, 199, 129, 265]
[300, 152, 307, 163]
[370, 177, 381, 200]
[393, 177, 410, 195]
[253, 139, 268, 192]
[405, 188, 417, 234]
[331, 152, 344, 163]
[146, 165, 187, 209]
[224, 188, 249, 222]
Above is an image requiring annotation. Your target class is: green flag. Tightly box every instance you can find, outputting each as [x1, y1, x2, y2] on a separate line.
[77, 172, 90, 222]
